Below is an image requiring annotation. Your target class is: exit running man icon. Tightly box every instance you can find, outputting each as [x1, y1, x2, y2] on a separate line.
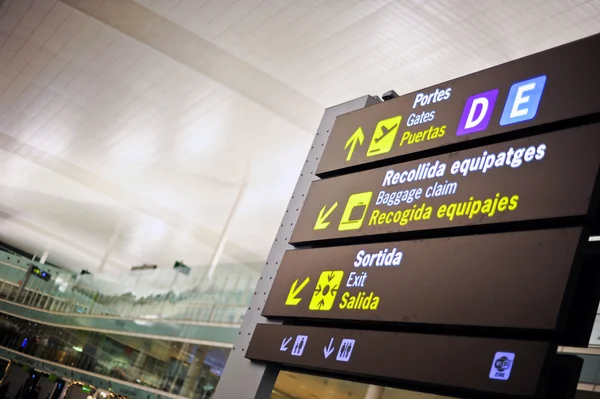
[336, 339, 355, 362]
[310, 271, 344, 311]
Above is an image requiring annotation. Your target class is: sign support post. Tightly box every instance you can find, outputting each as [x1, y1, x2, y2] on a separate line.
[364, 385, 384, 399]
[212, 95, 380, 399]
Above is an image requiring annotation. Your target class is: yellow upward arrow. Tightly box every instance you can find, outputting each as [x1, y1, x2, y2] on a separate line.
[285, 277, 310, 305]
[314, 202, 338, 230]
[344, 127, 365, 161]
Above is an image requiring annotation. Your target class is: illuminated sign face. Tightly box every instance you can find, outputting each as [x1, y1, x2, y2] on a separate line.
[456, 76, 546, 136]
[500, 75, 547, 126]
[309, 271, 344, 311]
[490, 352, 515, 381]
[456, 89, 499, 136]
[456, 75, 547, 136]
[30, 265, 51, 282]
[247, 324, 553, 397]
[264, 228, 583, 331]
[316, 34, 600, 175]
[291, 124, 600, 244]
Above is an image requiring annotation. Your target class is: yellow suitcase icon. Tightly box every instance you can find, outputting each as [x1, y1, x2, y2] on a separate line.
[338, 192, 372, 231]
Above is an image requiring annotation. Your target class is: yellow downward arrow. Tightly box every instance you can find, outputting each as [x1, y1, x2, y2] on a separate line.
[314, 202, 338, 230]
[285, 277, 310, 306]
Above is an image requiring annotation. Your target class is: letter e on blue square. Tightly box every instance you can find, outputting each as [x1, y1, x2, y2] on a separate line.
[489, 352, 515, 381]
[500, 75, 546, 126]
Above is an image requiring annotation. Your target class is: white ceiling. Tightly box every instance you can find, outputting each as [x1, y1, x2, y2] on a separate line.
[0, 0, 599, 276]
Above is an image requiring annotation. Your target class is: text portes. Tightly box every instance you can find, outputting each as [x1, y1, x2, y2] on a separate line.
[413, 88, 452, 109]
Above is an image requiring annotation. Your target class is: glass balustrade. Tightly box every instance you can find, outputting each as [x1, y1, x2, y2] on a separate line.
[0, 250, 259, 328]
[0, 312, 227, 399]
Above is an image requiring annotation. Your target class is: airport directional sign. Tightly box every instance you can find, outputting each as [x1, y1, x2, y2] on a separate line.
[264, 228, 585, 332]
[291, 123, 600, 244]
[241, 35, 600, 399]
[247, 324, 560, 398]
[317, 34, 600, 175]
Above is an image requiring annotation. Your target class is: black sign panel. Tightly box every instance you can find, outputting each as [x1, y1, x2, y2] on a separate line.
[264, 228, 583, 331]
[247, 324, 554, 398]
[291, 124, 600, 244]
[30, 265, 51, 282]
[317, 34, 600, 176]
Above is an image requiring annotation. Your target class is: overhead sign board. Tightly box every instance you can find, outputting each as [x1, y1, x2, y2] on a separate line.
[291, 124, 600, 244]
[317, 34, 600, 176]
[264, 228, 584, 331]
[30, 265, 51, 282]
[247, 324, 555, 398]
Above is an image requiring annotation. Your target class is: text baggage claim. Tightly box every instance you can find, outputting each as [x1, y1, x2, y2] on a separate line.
[371, 142, 546, 227]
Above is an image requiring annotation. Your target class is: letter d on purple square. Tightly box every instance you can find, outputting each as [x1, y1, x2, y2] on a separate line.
[456, 89, 499, 136]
